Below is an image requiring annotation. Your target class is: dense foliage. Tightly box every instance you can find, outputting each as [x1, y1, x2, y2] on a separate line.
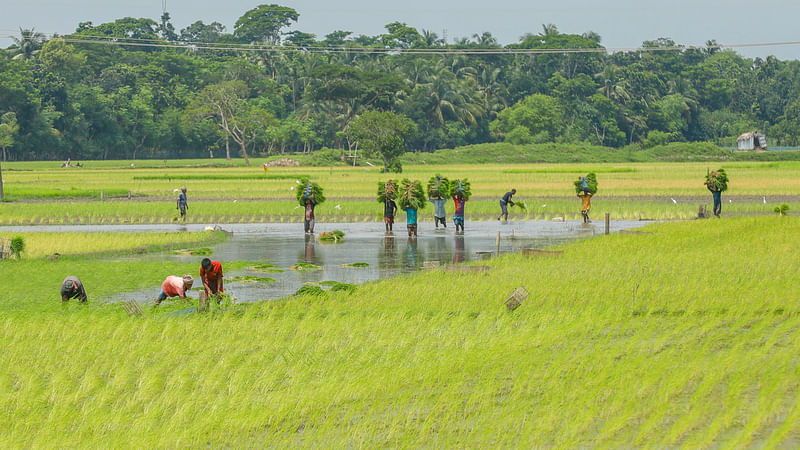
[3, 5, 800, 163]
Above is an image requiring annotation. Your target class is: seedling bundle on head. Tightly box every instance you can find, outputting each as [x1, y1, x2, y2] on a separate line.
[574, 173, 598, 195]
[427, 174, 451, 200]
[296, 177, 325, 206]
[398, 179, 426, 210]
[451, 178, 472, 200]
[377, 179, 398, 203]
[705, 169, 729, 192]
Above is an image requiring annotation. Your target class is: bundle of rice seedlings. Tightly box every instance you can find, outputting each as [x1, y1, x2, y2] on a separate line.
[377, 179, 398, 203]
[574, 173, 598, 195]
[427, 174, 451, 199]
[319, 230, 345, 243]
[512, 200, 528, 212]
[398, 179, 426, 210]
[451, 178, 472, 200]
[705, 169, 729, 192]
[296, 177, 326, 206]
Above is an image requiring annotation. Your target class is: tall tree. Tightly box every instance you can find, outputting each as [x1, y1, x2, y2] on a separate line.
[11, 28, 45, 60]
[346, 110, 416, 172]
[234, 4, 299, 44]
[0, 112, 19, 200]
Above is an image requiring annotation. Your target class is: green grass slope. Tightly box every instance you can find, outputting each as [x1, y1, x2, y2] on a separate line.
[1, 217, 798, 446]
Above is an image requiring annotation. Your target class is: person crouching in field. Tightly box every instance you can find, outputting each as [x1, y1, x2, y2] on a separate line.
[155, 275, 193, 304]
[60, 276, 87, 302]
[304, 195, 317, 234]
[453, 192, 466, 233]
[177, 186, 188, 221]
[429, 195, 447, 229]
[384, 198, 398, 232]
[200, 258, 224, 297]
[577, 192, 592, 223]
[404, 205, 418, 237]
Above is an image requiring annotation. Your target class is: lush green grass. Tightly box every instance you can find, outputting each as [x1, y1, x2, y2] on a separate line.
[1, 217, 799, 446]
[1, 161, 797, 223]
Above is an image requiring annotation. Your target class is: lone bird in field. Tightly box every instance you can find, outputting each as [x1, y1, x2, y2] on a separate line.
[671, 198, 677, 204]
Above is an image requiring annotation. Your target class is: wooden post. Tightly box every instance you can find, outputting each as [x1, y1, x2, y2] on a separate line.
[496, 231, 500, 256]
[504, 287, 529, 311]
[100, 190, 104, 201]
[605, 213, 610, 235]
[198, 291, 208, 312]
[128, 190, 132, 200]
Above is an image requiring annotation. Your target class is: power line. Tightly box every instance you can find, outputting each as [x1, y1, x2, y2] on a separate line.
[2, 32, 800, 55]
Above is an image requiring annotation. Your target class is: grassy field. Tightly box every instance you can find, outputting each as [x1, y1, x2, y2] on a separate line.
[1, 161, 797, 223]
[0, 216, 798, 446]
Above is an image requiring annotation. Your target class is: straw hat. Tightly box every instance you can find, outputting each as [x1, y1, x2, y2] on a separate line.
[182, 274, 194, 287]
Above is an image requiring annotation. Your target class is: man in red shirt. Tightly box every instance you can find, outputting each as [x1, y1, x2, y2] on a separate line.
[155, 275, 193, 304]
[200, 258, 224, 296]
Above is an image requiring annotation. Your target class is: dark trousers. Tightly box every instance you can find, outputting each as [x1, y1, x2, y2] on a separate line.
[712, 191, 722, 216]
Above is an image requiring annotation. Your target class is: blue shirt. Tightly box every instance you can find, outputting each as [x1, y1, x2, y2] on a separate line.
[404, 207, 417, 225]
[178, 192, 187, 206]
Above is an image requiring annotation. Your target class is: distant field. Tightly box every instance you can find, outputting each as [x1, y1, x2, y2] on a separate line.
[2, 217, 799, 446]
[1, 161, 796, 223]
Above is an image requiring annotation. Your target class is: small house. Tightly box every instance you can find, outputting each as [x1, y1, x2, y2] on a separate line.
[737, 131, 767, 150]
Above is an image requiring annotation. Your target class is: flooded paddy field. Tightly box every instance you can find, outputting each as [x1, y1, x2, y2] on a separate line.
[2, 220, 650, 303]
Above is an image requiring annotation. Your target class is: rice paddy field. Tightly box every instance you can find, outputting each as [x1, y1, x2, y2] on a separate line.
[1, 215, 799, 446]
[2, 160, 798, 223]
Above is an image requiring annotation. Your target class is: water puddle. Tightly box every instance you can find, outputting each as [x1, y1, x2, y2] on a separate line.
[2, 220, 652, 303]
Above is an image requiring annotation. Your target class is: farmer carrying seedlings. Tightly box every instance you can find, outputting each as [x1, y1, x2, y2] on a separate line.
[200, 258, 224, 296]
[498, 189, 516, 221]
[155, 275, 194, 304]
[60, 276, 87, 302]
[575, 174, 598, 224]
[705, 169, 728, 217]
[384, 198, 398, 232]
[177, 186, 188, 221]
[304, 195, 317, 234]
[404, 205, 418, 237]
[453, 192, 467, 233]
[429, 196, 447, 229]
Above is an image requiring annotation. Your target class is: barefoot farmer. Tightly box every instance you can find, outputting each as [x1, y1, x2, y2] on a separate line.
[200, 258, 224, 296]
[429, 195, 447, 229]
[177, 186, 188, 221]
[155, 274, 194, 304]
[384, 197, 398, 232]
[304, 196, 317, 234]
[453, 192, 466, 233]
[498, 189, 516, 221]
[577, 192, 592, 223]
[60, 276, 87, 302]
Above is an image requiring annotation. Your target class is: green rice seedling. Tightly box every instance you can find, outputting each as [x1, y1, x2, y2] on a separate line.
[341, 262, 370, 267]
[226, 275, 276, 284]
[296, 177, 325, 205]
[427, 174, 451, 199]
[398, 178, 426, 210]
[294, 285, 325, 296]
[291, 262, 322, 271]
[319, 230, 344, 243]
[377, 179, 398, 203]
[774, 203, 789, 216]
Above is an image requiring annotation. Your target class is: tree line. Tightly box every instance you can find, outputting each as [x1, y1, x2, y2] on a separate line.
[3, 3, 800, 167]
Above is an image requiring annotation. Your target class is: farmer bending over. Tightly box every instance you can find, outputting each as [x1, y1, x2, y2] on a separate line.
[453, 192, 467, 233]
[177, 186, 188, 221]
[155, 275, 193, 304]
[384, 198, 398, 232]
[200, 258, 224, 297]
[60, 276, 87, 302]
[498, 189, 516, 221]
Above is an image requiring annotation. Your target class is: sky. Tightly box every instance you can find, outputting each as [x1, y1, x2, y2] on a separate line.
[2, 0, 800, 60]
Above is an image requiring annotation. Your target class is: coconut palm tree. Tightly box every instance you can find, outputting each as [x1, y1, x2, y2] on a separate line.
[11, 28, 45, 60]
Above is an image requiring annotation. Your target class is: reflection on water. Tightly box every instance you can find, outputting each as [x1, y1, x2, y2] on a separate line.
[33, 220, 651, 304]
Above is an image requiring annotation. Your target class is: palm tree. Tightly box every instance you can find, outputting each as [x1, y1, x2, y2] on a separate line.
[11, 28, 45, 60]
[421, 30, 444, 47]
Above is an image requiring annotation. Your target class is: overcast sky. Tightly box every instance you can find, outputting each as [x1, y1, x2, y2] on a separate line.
[2, 0, 800, 60]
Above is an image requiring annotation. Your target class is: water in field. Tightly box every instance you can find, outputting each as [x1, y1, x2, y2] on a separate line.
[2, 220, 650, 303]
